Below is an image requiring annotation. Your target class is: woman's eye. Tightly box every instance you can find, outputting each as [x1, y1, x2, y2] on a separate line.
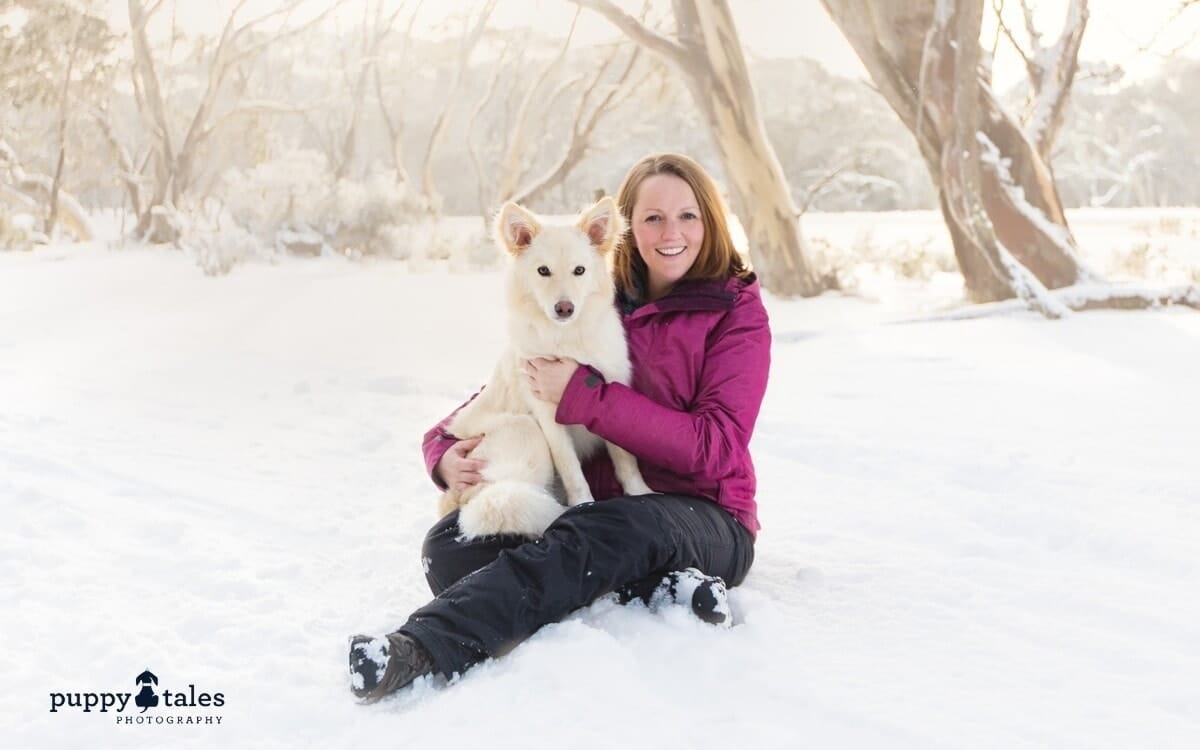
[573, 266, 586, 276]
[682, 212, 698, 220]
[645, 215, 660, 223]
[537, 266, 551, 277]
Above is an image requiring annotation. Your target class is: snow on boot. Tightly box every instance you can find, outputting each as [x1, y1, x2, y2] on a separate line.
[667, 568, 732, 628]
[622, 568, 732, 627]
[348, 632, 436, 703]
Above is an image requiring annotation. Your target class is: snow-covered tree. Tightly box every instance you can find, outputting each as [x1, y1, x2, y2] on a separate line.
[822, 0, 1090, 305]
[466, 8, 665, 217]
[0, 0, 114, 242]
[125, 0, 345, 242]
[420, 0, 497, 216]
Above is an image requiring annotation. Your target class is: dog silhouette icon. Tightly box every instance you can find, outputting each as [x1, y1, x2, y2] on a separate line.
[134, 669, 158, 712]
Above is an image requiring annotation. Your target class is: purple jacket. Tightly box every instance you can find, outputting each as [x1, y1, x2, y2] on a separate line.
[423, 275, 771, 536]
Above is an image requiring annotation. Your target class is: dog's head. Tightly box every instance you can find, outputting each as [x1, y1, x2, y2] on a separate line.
[495, 197, 625, 324]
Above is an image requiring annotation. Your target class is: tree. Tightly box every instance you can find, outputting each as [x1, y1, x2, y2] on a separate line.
[991, 0, 1089, 164]
[126, 0, 343, 241]
[374, 1, 424, 187]
[941, 0, 1066, 317]
[825, 0, 1198, 313]
[0, 0, 114, 241]
[303, 0, 414, 182]
[821, 0, 1091, 304]
[469, 8, 663, 215]
[574, 0, 823, 297]
[420, 0, 497, 215]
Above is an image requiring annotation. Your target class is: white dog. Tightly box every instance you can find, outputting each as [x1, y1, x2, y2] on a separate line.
[438, 197, 653, 539]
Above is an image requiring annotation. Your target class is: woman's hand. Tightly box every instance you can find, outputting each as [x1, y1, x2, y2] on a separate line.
[524, 357, 580, 404]
[436, 436, 485, 491]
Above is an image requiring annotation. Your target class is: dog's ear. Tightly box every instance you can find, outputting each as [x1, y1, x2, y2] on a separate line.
[494, 202, 542, 256]
[578, 196, 626, 255]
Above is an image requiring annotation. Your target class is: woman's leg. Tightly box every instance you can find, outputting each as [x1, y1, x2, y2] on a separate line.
[421, 510, 528, 595]
[398, 494, 753, 679]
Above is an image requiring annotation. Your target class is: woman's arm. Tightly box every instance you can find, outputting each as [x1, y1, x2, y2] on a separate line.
[555, 297, 770, 478]
[422, 392, 481, 489]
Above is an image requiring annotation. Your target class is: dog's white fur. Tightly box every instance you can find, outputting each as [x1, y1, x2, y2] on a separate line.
[439, 197, 653, 539]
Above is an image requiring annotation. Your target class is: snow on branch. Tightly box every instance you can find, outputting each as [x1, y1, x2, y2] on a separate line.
[976, 130, 1098, 282]
[895, 283, 1199, 323]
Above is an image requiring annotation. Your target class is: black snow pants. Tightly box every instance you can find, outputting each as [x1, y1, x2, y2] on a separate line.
[398, 494, 754, 678]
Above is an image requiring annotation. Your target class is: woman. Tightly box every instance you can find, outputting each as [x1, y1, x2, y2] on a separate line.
[349, 153, 771, 702]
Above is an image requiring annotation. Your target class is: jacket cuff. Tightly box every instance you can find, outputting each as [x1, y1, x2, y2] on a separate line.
[556, 365, 605, 425]
[423, 427, 458, 490]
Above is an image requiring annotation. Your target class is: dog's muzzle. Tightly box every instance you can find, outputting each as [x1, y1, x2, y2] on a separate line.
[553, 300, 575, 321]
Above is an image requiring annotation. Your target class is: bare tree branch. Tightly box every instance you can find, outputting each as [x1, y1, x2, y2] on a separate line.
[47, 13, 85, 237]
[376, 0, 424, 184]
[1018, 0, 1042, 54]
[93, 105, 144, 216]
[468, 39, 515, 213]
[1023, 0, 1089, 160]
[422, 0, 498, 210]
[228, 1, 350, 69]
[1129, 0, 1200, 56]
[332, 0, 408, 179]
[572, 0, 690, 67]
[511, 41, 650, 207]
[795, 158, 863, 217]
[199, 101, 308, 144]
[492, 8, 581, 201]
[992, 0, 1037, 79]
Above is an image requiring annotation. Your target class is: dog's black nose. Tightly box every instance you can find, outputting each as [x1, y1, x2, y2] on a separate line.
[554, 300, 575, 319]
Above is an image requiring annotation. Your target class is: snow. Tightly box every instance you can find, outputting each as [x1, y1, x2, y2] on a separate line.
[3, 216, 1199, 748]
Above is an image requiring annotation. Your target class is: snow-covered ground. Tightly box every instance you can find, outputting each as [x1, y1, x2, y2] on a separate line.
[2, 212, 1199, 749]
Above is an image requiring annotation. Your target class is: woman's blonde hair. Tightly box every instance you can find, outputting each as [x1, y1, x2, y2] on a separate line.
[612, 152, 750, 298]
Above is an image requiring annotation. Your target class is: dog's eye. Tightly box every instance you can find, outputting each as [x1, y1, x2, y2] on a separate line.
[537, 266, 551, 277]
[573, 266, 586, 276]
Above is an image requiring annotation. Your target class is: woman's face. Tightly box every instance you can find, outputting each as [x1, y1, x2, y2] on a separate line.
[631, 174, 704, 300]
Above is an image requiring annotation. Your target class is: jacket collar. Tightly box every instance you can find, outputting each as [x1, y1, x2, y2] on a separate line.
[619, 274, 756, 320]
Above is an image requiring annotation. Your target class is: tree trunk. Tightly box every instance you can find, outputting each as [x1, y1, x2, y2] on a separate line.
[821, 0, 1092, 302]
[128, 0, 176, 240]
[672, 1, 821, 296]
[940, 0, 1064, 318]
[46, 17, 85, 238]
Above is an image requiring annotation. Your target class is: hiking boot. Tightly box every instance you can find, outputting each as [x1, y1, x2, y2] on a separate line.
[663, 568, 732, 627]
[620, 568, 732, 627]
[348, 632, 436, 703]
